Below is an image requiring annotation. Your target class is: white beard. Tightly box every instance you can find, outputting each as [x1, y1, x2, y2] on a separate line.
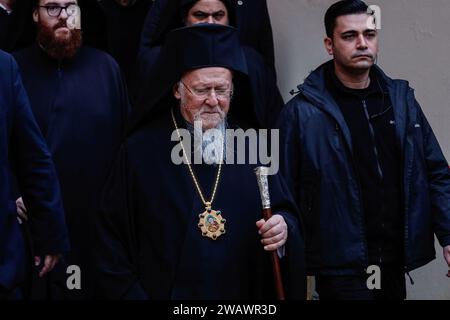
[192, 118, 227, 165]
[202, 120, 226, 165]
[179, 89, 228, 165]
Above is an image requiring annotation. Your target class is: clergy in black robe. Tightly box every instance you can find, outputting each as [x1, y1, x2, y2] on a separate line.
[133, 0, 283, 129]
[78, 0, 153, 85]
[0, 50, 68, 299]
[0, 0, 36, 52]
[96, 24, 306, 300]
[139, 0, 276, 76]
[12, 0, 129, 299]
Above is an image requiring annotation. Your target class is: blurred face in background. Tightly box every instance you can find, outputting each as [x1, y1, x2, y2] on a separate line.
[185, 0, 229, 26]
[115, 0, 137, 7]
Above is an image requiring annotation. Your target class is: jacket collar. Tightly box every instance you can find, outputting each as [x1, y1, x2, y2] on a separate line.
[297, 60, 412, 155]
[326, 63, 387, 98]
[297, 60, 355, 154]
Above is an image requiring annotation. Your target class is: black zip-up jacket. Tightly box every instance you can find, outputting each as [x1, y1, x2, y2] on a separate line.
[326, 65, 404, 265]
[278, 61, 450, 275]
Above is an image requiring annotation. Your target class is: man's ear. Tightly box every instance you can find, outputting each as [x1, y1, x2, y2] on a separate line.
[173, 83, 181, 100]
[33, 8, 39, 23]
[324, 37, 333, 56]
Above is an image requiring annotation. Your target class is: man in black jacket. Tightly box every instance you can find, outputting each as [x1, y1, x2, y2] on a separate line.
[278, 0, 450, 300]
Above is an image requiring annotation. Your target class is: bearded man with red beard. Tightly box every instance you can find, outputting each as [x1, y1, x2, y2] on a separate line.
[12, 0, 129, 300]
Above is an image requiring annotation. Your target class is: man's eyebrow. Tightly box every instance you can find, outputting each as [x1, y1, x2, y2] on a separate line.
[340, 29, 376, 35]
[191, 80, 230, 86]
[42, 1, 77, 6]
[193, 9, 226, 14]
[340, 30, 357, 35]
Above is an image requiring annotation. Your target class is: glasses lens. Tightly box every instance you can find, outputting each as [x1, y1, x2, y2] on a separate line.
[216, 89, 230, 98]
[183, 83, 231, 100]
[193, 89, 210, 98]
[47, 6, 61, 17]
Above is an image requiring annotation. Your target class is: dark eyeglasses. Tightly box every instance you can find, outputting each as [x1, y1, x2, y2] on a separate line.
[38, 4, 79, 18]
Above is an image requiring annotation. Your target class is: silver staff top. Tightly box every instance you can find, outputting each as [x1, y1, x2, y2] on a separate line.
[254, 167, 271, 209]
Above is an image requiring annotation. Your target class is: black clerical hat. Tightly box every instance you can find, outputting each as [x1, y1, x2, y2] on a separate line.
[128, 23, 251, 134]
[162, 23, 248, 78]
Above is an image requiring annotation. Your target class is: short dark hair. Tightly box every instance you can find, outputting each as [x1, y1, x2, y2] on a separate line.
[324, 0, 369, 38]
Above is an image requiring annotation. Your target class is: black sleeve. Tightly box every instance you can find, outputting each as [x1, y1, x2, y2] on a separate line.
[139, 0, 170, 53]
[9, 54, 69, 256]
[95, 144, 148, 300]
[270, 173, 306, 300]
[277, 100, 302, 203]
[416, 101, 450, 247]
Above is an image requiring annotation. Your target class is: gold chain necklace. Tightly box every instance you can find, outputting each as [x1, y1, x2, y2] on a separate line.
[171, 107, 226, 240]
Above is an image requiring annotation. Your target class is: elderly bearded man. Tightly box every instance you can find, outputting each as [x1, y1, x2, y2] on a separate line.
[95, 24, 306, 300]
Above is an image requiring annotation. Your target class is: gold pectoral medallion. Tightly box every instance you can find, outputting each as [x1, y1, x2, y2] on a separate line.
[171, 108, 226, 241]
[198, 209, 226, 240]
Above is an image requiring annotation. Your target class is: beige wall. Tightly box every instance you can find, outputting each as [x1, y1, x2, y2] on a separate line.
[267, 0, 450, 300]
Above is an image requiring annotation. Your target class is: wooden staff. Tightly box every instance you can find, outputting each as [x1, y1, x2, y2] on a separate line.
[255, 167, 285, 300]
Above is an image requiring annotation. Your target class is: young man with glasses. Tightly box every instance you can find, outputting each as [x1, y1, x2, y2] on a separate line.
[11, 0, 129, 300]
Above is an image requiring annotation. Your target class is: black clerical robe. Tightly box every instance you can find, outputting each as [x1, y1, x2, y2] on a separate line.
[13, 44, 129, 299]
[139, 0, 276, 77]
[133, 42, 283, 130]
[79, 0, 153, 84]
[133, 0, 283, 129]
[96, 109, 306, 300]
